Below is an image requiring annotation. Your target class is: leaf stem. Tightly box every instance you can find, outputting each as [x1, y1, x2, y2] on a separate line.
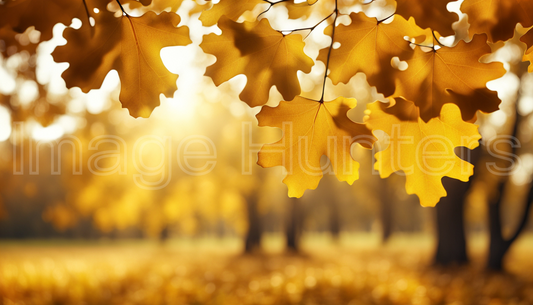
[116, 0, 129, 16]
[277, 11, 335, 38]
[262, 0, 291, 4]
[82, 0, 92, 26]
[259, 0, 292, 18]
[432, 31, 445, 47]
[320, 0, 338, 102]
[377, 12, 395, 24]
[410, 42, 434, 49]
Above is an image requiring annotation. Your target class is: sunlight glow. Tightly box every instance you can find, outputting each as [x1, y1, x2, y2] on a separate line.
[36, 23, 69, 95]
[487, 72, 519, 101]
[512, 153, 533, 185]
[17, 80, 39, 106]
[31, 121, 64, 142]
[0, 65, 16, 94]
[86, 71, 119, 114]
[488, 110, 507, 128]
[0, 106, 12, 142]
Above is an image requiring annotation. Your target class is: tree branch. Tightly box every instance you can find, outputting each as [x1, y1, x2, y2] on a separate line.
[508, 183, 533, 245]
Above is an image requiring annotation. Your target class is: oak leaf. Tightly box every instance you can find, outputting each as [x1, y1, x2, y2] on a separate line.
[393, 34, 505, 122]
[199, 0, 265, 26]
[200, 17, 314, 107]
[0, 0, 87, 41]
[318, 13, 428, 97]
[283, 0, 333, 21]
[257, 96, 375, 197]
[461, 0, 533, 43]
[394, 0, 457, 37]
[521, 29, 533, 72]
[53, 9, 191, 118]
[365, 98, 481, 207]
[121, 0, 153, 9]
[0, 25, 39, 57]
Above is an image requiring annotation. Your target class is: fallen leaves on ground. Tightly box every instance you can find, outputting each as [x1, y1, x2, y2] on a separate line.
[1, 237, 533, 305]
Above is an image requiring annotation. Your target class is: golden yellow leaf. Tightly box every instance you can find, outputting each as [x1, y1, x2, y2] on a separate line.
[200, 17, 314, 107]
[395, 0, 458, 37]
[318, 13, 428, 97]
[365, 98, 481, 207]
[521, 28, 533, 72]
[53, 9, 191, 118]
[461, 0, 533, 43]
[393, 34, 505, 122]
[282, 0, 333, 21]
[0, 0, 87, 41]
[257, 96, 375, 197]
[121, 0, 153, 9]
[199, 0, 265, 26]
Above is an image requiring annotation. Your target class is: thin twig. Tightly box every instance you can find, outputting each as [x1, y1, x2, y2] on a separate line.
[277, 11, 335, 38]
[82, 0, 92, 26]
[377, 12, 395, 24]
[432, 31, 445, 47]
[259, 0, 292, 18]
[116, 0, 128, 16]
[81, 0, 95, 36]
[320, 0, 338, 102]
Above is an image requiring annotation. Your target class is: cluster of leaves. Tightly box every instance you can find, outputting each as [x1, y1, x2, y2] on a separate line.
[1, 0, 533, 206]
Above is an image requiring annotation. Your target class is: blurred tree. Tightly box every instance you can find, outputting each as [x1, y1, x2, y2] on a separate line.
[434, 178, 471, 265]
[378, 178, 393, 242]
[485, 62, 533, 270]
[285, 197, 302, 252]
[244, 191, 262, 252]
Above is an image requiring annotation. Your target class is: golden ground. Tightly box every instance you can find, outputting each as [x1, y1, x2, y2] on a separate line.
[0, 234, 532, 305]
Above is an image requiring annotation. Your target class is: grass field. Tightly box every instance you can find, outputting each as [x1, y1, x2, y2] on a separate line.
[1, 234, 532, 305]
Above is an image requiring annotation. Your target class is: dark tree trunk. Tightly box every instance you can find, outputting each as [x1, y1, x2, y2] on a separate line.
[159, 224, 170, 244]
[329, 199, 340, 240]
[286, 197, 301, 252]
[434, 178, 470, 265]
[486, 73, 532, 270]
[487, 182, 533, 270]
[244, 195, 262, 253]
[380, 201, 393, 242]
[379, 180, 393, 243]
[434, 146, 481, 265]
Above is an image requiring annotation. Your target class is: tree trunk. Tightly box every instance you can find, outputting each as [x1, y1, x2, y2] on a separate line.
[434, 146, 481, 265]
[434, 178, 470, 265]
[486, 73, 532, 270]
[244, 195, 262, 253]
[286, 197, 301, 252]
[329, 198, 340, 241]
[379, 180, 393, 243]
[159, 224, 170, 244]
[487, 181, 533, 270]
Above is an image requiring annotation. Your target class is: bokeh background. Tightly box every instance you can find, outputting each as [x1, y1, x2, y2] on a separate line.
[1, 0, 533, 304]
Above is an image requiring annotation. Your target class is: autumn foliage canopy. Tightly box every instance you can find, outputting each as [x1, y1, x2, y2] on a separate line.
[1, 0, 532, 207]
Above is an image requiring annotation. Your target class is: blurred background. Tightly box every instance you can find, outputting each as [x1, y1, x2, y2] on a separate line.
[1, 0, 533, 304]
